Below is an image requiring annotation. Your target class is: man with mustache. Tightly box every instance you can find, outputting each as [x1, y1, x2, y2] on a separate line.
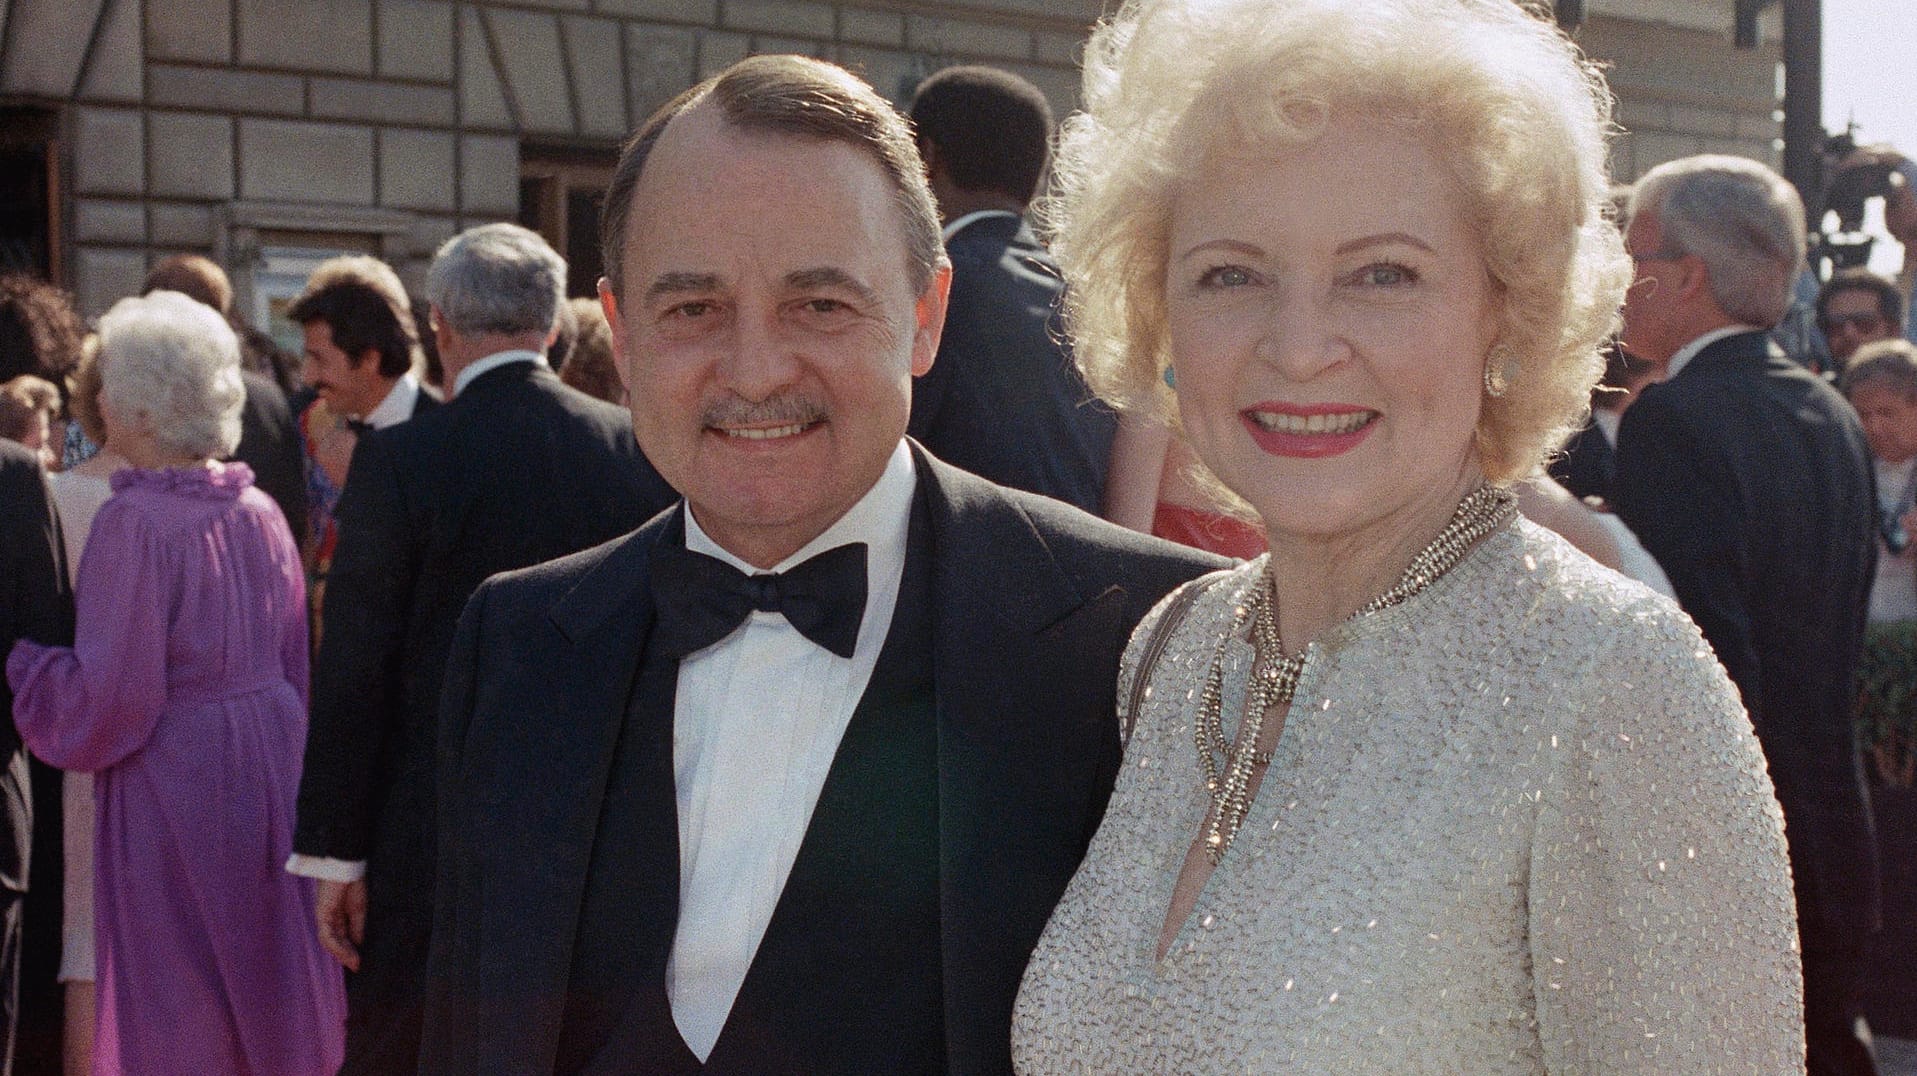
[291, 223, 678, 1074]
[419, 56, 1221, 1075]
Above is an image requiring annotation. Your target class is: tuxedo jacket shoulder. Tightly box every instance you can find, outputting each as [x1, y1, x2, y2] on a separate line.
[423, 445, 1221, 1075]
[293, 361, 677, 902]
[1611, 329, 1878, 932]
[233, 368, 309, 545]
[908, 216, 1116, 515]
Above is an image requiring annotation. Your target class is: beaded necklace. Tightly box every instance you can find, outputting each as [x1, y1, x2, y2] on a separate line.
[1194, 483, 1517, 863]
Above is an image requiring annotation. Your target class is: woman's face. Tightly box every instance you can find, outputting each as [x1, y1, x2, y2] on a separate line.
[1849, 381, 1917, 465]
[1163, 113, 1498, 545]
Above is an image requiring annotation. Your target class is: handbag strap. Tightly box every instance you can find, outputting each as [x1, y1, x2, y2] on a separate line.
[1122, 571, 1227, 746]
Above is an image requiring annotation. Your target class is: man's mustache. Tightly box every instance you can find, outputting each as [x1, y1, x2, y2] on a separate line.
[701, 394, 826, 428]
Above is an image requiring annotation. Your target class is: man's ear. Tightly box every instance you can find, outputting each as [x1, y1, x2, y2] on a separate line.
[352, 347, 382, 371]
[910, 264, 953, 378]
[600, 278, 635, 397]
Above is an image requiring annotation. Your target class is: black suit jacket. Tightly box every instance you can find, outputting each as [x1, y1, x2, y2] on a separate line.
[1547, 417, 1616, 503]
[1612, 330, 1879, 934]
[293, 360, 677, 913]
[907, 215, 1116, 515]
[234, 368, 310, 546]
[422, 446, 1222, 1075]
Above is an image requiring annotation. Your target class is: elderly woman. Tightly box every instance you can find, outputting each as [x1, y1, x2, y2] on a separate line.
[1841, 339, 1917, 623]
[6, 291, 344, 1074]
[1012, 0, 1802, 1071]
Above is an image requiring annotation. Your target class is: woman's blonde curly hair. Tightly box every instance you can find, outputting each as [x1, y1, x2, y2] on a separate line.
[1044, 0, 1633, 484]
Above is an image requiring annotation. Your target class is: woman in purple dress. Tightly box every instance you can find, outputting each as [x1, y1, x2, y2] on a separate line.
[6, 290, 345, 1075]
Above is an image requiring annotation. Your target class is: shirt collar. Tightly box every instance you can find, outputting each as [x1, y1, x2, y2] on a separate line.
[1666, 325, 1761, 380]
[360, 372, 420, 429]
[685, 439, 916, 580]
[452, 349, 546, 397]
[941, 209, 1022, 243]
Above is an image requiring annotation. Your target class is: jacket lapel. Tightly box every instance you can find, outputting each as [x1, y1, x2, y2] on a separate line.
[914, 446, 1129, 1074]
[466, 512, 673, 1073]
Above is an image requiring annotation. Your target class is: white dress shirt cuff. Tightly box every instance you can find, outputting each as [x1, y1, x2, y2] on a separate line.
[284, 854, 367, 882]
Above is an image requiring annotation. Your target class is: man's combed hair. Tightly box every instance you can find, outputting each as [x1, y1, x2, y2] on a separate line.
[287, 280, 418, 379]
[908, 65, 1055, 206]
[599, 54, 945, 299]
[1047, 0, 1631, 484]
[1629, 155, 1804, 331]
[426, 223, 567, 339]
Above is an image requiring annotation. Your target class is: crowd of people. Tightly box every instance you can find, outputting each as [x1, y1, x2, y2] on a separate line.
[0, 0, 1908, 1073]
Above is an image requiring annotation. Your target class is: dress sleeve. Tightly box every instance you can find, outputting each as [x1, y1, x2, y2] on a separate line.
[1530, 601, 1804, 1073]
[5, 497, 172, 772]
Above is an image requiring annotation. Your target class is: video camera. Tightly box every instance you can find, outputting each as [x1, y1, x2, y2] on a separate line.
[1810, 126, 1905, 275]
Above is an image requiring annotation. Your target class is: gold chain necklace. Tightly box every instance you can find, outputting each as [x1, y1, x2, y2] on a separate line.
[1193, 484, 1517, 863]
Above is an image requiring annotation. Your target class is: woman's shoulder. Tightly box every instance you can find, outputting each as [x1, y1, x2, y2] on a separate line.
[1504, 517, 1695, 642]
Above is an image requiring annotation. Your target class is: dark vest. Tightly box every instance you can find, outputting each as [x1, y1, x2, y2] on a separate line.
[558, 498, 944, 1075]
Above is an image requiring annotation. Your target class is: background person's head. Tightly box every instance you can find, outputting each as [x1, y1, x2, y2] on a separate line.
[95, 290, 246, 467]
[1623, 156, 1805, 363]
[597, 54, 950, 567]
[143, 254, 234, 318]
[425, 223, 568, 385]
[0, 374, 60, 466]
[1051, 0, 1627, 531]
[908, 65, 1055, 221]
[557, 296, 623, 406]
[0, 273, 85, 393]
[1816, 268, 1904, 366]
[287, 275, 418, 417]
[1841, 338, 1917, 465]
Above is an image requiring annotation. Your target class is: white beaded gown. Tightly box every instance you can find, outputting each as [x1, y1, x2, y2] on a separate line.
[1012, 518, 1803, 1074]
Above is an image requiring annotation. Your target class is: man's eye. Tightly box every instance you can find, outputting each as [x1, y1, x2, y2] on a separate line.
[667, 301, 713, 319]
[802, 299, 846, 314]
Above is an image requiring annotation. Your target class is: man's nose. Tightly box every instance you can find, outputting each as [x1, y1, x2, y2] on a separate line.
[717, 317, 803, 398]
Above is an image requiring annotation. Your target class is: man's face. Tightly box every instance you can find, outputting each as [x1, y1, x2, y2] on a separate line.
[603, 104, 949, 568]
[301, 320, 387, 418]
[1619, 209, 1691, 365]
[1822, 287, 1894, 362]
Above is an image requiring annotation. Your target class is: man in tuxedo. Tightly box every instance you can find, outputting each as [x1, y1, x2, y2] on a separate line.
[285, 260, 440, 627]
[1611, 155, 1881, 1076]
[290, 223, 679, 1074]
[0, 437, 71, 1073]
[420, 56, 1220, 1075]
[904, 66, 1115, 515]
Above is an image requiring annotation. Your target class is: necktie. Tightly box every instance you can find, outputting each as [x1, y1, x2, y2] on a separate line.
[650, 541, 868, 660]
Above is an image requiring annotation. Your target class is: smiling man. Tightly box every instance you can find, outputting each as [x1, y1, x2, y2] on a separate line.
[419, 56, 1219, 1076]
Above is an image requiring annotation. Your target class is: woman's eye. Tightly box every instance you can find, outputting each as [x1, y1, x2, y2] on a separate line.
[1357, 263, 1417, 286]
[1199, 265, 1254, 288]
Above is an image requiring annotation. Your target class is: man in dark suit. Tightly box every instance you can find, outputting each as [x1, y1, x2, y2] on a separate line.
[285, 262, 441, 625]
[904, 66, 1115, 515]
[1611, 155, 1881, 1076]
[0, 438, 71, 1074]
[290, 223, 678, 1074]
[420, 56, 1220, 1075]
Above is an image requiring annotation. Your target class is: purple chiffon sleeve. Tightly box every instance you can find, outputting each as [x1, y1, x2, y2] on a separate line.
[6, 497, 171, 772]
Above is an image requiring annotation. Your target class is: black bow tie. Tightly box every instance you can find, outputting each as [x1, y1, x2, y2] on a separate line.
[650, 541, 868, 660]
[344, 418, 373, 434]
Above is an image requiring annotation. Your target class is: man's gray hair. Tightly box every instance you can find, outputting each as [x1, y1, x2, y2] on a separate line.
[426, 222, 568, 337]
[1630, 155, 1806, 329]
[97, 290, 245, 460]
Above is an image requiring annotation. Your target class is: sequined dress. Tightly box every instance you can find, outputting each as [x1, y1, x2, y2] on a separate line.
[1012, 518, 1803, 1074]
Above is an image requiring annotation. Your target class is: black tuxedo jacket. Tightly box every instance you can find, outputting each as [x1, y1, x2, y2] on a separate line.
[294, 360, 677, 913]
[1547, 417, 1615, 503]
[421, 447, 1222, 1075]
[1612, 330, 1880, 934]
[907, 215, 1116, 515]
[234, 368, 310, 546]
